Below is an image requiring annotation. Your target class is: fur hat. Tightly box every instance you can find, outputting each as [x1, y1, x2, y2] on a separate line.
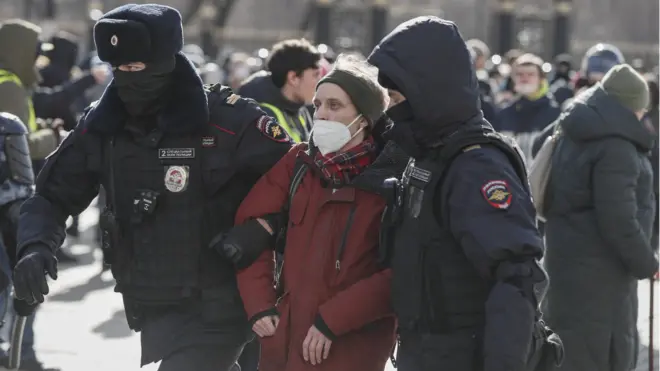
[93, 4, 183, 66]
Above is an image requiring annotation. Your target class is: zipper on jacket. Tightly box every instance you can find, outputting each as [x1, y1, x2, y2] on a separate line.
[335, 204, 357, 271]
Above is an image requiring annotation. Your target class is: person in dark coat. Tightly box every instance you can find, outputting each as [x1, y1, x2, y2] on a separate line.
[543, 64, 659, 371]
[549, 54, 574, 106]
[368, 16, 548, 371]
[495, 53, 560, 164]
[37, 31, 97, 132]
[645, 79, 659, 251]
[467, 45, 499, 127]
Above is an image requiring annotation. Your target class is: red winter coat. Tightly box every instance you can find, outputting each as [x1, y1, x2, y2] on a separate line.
[236, 144, 396, 371]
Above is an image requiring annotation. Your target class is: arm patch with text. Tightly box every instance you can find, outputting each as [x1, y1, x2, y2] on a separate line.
[256, 116, 291, 143]
[481, 179, 513, 210]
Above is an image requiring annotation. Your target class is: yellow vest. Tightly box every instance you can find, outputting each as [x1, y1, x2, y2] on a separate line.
[260, 103, 308, 143]
[0, 70, 37, 132]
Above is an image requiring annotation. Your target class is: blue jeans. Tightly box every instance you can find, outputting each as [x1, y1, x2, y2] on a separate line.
[0, 244, 36, 360]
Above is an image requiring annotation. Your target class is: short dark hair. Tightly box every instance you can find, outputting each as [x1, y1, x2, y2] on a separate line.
[266, 38, 321, 88]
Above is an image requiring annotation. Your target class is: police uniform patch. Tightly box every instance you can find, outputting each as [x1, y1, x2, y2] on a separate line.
[164, 165, 189, 193]
[256, 116, 291, 143]
[225, 93, 240, 105]
[463, 144, 481, 152]
[481, 180, 512, 209]
[201, 136, 216, 147]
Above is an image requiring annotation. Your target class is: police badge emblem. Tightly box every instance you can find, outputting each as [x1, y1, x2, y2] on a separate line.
[164, 166, 189, 193]
[481, 180, 512, 209]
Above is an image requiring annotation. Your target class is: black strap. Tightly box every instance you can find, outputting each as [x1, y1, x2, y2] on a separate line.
[274, 157, 308, 291]
[286, 158, 308, 212]
[105, 137, 118, 212]
[435, 130, 528, 188]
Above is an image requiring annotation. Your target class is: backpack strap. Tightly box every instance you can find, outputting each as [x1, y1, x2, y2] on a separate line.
[274, 156, 308, 253]
[274, 155, 309, 295]
[436, 130, 528, 189]
[287, 158, 308, 211]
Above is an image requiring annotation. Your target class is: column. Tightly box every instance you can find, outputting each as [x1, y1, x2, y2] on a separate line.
[552, 0, 572, 57]
[495, 0, 516, 54]
[315, 0, 333, 46]
[370, 0, 388, 50]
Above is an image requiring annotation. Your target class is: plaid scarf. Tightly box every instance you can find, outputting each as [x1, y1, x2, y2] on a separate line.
[310, 137, 377, 187]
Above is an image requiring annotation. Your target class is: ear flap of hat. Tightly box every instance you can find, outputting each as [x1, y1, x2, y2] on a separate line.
[94, 19, 151, 66]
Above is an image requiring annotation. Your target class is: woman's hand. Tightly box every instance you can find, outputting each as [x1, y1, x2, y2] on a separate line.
[253, 315, 279, 337]
[302, 325, 332, 365]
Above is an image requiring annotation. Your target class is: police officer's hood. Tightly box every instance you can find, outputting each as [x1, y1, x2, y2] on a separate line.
[238, 70, 305, 114]
[0, 20, 42, 87]
[368, 17, 482, 145]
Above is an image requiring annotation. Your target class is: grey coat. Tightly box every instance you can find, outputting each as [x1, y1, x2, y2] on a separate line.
[543, 86, 659, 371]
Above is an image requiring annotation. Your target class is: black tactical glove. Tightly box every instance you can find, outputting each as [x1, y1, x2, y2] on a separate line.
[210, 218, 276, 270]
[13, 297, 38, 317]
[13, 245, 58, 305]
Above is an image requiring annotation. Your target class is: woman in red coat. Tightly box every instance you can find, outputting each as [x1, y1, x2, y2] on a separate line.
[235, 54, 404, 371]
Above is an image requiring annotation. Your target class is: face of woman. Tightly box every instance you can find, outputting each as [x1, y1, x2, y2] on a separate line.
[313, 82, 367, 137]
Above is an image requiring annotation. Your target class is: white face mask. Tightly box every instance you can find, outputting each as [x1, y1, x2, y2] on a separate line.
[312, 115, 363, 156]
[515, 83, 538, 96]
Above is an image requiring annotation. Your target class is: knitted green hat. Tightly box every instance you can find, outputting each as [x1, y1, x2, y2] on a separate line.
[316, 55, 385, 125]
[601, 64, 650, 112]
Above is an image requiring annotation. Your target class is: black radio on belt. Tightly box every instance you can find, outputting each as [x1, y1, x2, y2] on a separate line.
[131, 189, 160, 224]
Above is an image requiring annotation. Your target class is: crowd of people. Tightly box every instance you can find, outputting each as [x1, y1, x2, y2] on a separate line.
[0, 3, 656, 371]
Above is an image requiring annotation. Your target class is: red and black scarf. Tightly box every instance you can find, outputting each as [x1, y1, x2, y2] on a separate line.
[309, 137, 378, 187]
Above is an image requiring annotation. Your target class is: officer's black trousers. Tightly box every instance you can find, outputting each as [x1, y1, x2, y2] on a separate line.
[397, 330, 483, 371]
[158, 344, 243, 371]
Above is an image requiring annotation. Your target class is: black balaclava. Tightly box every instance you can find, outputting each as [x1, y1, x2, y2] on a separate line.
[384, 101, 422, 157]
[113, 57, 175, 116]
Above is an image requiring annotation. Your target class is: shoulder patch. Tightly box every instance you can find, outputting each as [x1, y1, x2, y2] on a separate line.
[225, 93, 240, 105]
[256, 116, 291, 143]
[462, 144, 481, 152]
[481, 180, 512, 210]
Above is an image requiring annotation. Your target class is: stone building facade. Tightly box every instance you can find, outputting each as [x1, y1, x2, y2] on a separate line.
[2, 0, 657, 64]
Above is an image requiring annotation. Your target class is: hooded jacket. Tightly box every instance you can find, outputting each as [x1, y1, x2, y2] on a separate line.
[368, 16, 482, 137]
[544, 85, 658, 371]
[369, 17, 547, 371]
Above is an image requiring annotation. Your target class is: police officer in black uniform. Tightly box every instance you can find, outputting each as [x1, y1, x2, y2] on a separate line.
[12, 4, 292, 371]
[369, 17, 552, 371]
